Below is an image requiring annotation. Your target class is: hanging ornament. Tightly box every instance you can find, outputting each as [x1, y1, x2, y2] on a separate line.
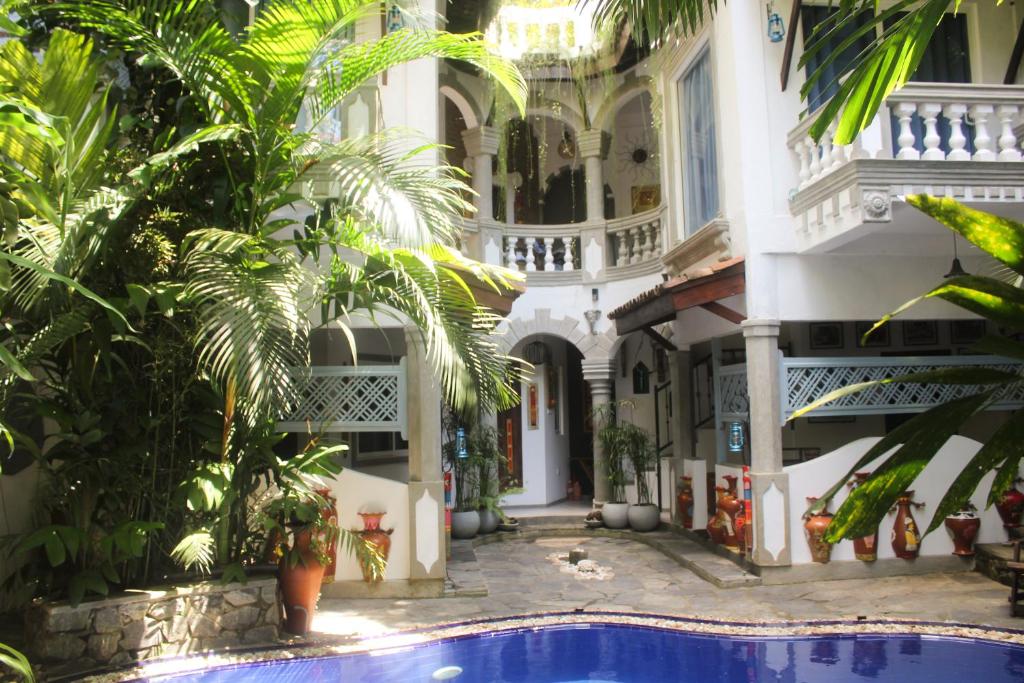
[767, 2, 785, 43]
[386, 3, 404, 33]
[727, 421, 745, 454]
[557, 132, 576, 159]
[456, 427, 468, 459]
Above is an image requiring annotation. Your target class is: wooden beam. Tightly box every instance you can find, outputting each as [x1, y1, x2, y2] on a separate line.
[1005, 15, 1024, 85]
[670, 272, 746, 312]
[780, 0, 803, 91]
[612, 296, 677, 336]
[699, 302, 746, 325]
[642, 327, 678, 352]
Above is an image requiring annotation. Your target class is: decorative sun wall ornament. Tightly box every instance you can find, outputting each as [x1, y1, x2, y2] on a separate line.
[616, 130, 659, 182]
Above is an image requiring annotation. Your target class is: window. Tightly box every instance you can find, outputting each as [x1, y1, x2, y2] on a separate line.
[679, 48, 719, 234]
[800, 6, 875, 111]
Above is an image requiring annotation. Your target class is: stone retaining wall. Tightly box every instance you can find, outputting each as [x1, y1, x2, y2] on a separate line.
[26, 577, 280, 668]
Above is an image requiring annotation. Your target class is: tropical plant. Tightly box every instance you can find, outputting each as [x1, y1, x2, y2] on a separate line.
[794, 197, 1024, 543]
[469, 424, 503, 515]
[0, 642, 33, 682]
[594, 400, 655, 504]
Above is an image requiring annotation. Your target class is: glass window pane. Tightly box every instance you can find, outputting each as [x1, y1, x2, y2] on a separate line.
[680, 49, 718, 235]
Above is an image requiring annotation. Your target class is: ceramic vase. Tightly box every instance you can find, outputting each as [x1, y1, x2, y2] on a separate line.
[849, 472, 878, 561]
[719, 475, 742, 551]
[357, 512, 393, 582]
[706, 487, 728, 544]
[314, 487, 339, 583]
[677, 475, 694, 529]
[890, 491, 923, 560]
[602, 502, 630, 529]
[945, 509, 981, 556]
[278, 528, 325, 636]
[803, 497, 834, 564]
[996, 482, 1024, 531]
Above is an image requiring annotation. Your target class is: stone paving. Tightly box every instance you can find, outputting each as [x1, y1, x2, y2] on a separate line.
[312, 535, 1022, 641]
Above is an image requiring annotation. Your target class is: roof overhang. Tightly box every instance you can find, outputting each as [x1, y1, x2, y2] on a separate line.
[608, 257, 746, 335]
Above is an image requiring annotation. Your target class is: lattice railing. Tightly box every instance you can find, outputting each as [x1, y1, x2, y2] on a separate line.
[278, 361, 407, 435]
[714, 355, 1024, 423]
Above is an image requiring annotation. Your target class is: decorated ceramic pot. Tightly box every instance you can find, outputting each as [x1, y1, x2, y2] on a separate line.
[945, 508, 981, 556]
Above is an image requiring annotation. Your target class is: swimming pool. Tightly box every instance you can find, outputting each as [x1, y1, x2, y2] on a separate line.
[147, 619, 1024, 683]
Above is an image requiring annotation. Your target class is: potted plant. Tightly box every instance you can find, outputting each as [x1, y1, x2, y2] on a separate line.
[595, 402, 630, 529]
[621, 422, 660, 532]
[444, 418, 481, 539]
[471, 426, 503, 534]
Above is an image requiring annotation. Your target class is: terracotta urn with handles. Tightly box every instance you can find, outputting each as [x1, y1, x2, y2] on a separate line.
[996, 479, 1024, 532]
[890, 491, 924, 560]
[803, 496, 834, 564]
[718, 475, 742, 551]
[357, 512, 393, 582]
[848, 472, 878, 561]
[706, 487, 728, 545]
[945, 506, 981, 556]
[677, 476, 694, 529]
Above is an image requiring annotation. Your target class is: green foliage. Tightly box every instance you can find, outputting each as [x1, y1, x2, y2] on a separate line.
[0, 642, 33, 682]
[595, 400, 655, 504]
[798, 198, 1024, 543]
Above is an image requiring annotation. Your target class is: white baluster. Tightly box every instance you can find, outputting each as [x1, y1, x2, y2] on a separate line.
[918, 102, 944, 160]
[943, 103, 969, 161]
[615, 233, 628, 267]
[997, 105, 1022, 162]
[819, 124, 835, 172]
[848, 129, 870, 161]
[525, 237, 536, 272]
[562, 237, 574, 271]
[806, 135, 821, 181]
[970, 104, 995, 161]
[794, 140, 810, 189]
[642, 223, 655, 261]
[630, 227, 643, 264]
[895, 101, 920, 160]
[543, 237, 554, 271]
[652, 221, 661, 258]
[505, 237, 518, 269]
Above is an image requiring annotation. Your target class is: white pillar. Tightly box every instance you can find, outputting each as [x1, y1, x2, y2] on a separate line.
[461, 126, 500, 222]
[404, 327, 446, 582]
[668, 349, 693, 524]
[582, 358, 615, 505]
[578, 129, 608, 223]
[505, 172, 522, 225]
[742, 319, 791, 568]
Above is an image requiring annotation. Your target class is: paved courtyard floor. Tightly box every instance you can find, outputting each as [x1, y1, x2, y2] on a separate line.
[313, 535, 1020, 641]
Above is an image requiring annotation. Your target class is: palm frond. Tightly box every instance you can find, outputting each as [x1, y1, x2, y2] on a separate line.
[170, 530, 216, 574]
[583, 0, 720, 48]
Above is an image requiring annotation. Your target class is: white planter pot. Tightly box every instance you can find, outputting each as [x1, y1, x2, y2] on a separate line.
[451, 510, 481, 539]
[478, 509, 500, 534]
[602, 502, 630, 529]
[628, 504, 661, 532]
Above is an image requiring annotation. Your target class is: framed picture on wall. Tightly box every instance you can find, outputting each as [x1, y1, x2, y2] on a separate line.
[809, 322, 843, 349]
[902, 320, 938, 346]
[855, 321, 890, 348]
[951, 319, 986, 345]
[630, 185, 661, 214]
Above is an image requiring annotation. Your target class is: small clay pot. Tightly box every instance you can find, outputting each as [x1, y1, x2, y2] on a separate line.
[803, 497, 833, 564]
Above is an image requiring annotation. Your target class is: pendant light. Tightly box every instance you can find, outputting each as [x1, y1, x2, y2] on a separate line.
[944, 233, 968, 279]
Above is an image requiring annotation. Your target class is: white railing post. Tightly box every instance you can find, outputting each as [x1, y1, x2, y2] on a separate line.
[895, 101, 920, 160]
[563, 237, 575, 271]
[943, 103, 970, 161]
[918, 102, 945, 160]
[970, 104, 996, 161]
[506, 237, 519, 270]
[806, 135, 821, 180]
[525, 237, 537, 272]
[997, 104, 1022, 161]
[543, 237, 554, 271]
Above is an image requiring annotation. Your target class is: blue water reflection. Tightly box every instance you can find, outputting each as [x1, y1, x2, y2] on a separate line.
[156, 624, 1024, 682]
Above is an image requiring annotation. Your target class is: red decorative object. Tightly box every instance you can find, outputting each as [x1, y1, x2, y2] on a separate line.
[848, 472, 878, 561]
[278, 529, 325, 636]
[803, 497, 834, 564]
[677, 476, 694, 529]
[314, 487, 338, 583]
[572, 480, 582, 500]
[718, 475, 742, 551]
[706, 486, 728, 545]
[890, 491, 924, 560]
[996, 479, 1024, 531]
[527, 383, 539, 428]
[357, 512, 394, 583]
[945, 508, 981, 556]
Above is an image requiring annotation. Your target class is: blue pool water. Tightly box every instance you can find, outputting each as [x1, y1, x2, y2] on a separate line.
[154, 623, 1024, 682]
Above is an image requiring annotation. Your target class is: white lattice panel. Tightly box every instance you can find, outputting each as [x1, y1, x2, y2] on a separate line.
[278, 361, 407, 435]
[783, 356, 1024, 418]
[718, 365, 749, 420]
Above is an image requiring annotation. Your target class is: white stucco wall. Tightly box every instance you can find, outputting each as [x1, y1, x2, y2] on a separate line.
[785, 435, 1017, 565]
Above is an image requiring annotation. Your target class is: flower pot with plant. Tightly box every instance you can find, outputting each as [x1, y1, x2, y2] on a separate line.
[444, 417, 481, 539]
[595, 402, 638, 529]
[471, 426, 504, 534]
[619, 417, 660, 532]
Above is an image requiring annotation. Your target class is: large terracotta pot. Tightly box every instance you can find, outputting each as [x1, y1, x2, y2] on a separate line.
[945, 509, 981, 556]
[314, 487, 339, 583]
[996, 481, 1024, 530]
[357, 512, 393, 582]
[718, 475, 742, 551]
[803, 497, 833, 564]
[848, 472, 878, 561]
[890, 491, 923, 560]
[706, 487, 728, 545]
[278, 528, 325, 636]
[677, 476, 694, 529]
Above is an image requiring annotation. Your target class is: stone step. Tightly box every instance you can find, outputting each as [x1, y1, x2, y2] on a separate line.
[976, 542, 1020, 587]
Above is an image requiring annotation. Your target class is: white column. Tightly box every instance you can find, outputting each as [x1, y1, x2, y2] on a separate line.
[582, 358, 615, 505]
[404, 327, 445, 582]
[668, 349, 693, 524]
[461, 126, 501, 222]
[505, 172, 522, 225]
[578, 129, 608, 223]
[742, 319, 790, 568]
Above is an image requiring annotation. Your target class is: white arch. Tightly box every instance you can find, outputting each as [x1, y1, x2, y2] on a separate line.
[440, 84, 480, 130]
[593, 77, 657, 134]
[499, 309, 618, 361]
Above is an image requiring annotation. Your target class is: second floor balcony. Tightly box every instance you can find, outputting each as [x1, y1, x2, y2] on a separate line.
[787, 82, 1024, 255]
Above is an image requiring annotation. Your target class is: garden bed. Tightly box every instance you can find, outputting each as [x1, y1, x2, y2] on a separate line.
[25, 576, 280, 668]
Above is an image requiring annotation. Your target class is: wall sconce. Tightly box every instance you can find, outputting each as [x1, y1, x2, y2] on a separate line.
[584, 309, 601, 336]
[767, 2, 785, 43]
[727, 421, 746, 454]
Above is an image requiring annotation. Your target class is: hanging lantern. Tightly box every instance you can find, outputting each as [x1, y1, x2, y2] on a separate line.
[767, 3, 785, 43]
[727, 421, 746, 454]
[386, 3, 404, 33]
[456, 427, 468, 459]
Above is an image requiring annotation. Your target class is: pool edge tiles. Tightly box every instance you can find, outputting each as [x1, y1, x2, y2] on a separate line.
[75, 611, 1024, 683]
